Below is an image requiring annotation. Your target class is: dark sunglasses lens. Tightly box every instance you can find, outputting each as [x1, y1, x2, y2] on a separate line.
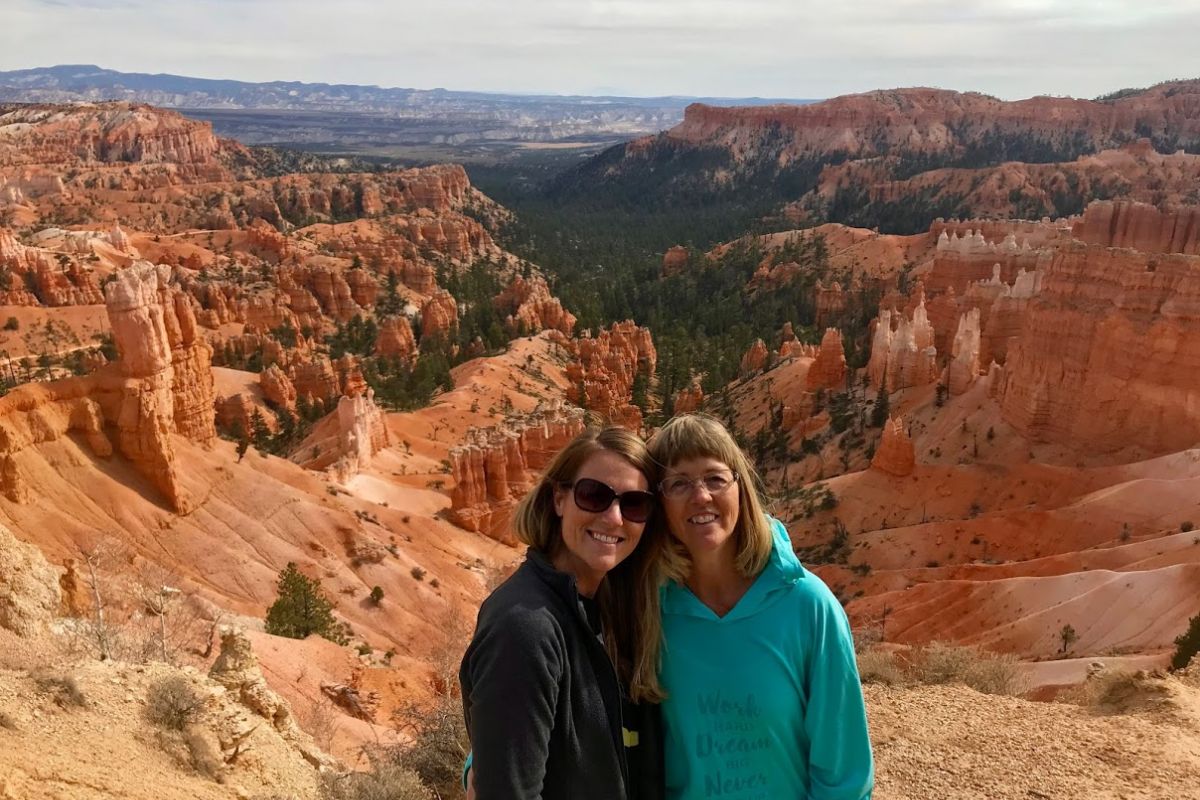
[573, 479, 653, 522]
[573, 478, 615, 513]
[618, 492, 654, 523]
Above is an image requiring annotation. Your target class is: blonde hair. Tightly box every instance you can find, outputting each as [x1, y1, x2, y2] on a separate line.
[511, 425, 665, 702]
[647, 413, 774, 583]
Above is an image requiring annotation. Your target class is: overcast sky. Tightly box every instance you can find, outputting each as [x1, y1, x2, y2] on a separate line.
[4, 0, 1199, 100]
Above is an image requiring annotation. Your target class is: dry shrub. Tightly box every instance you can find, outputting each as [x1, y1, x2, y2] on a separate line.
[34, 672, 87, 708]
[183, 726, 224, 782]
[298, 697, 342, 754]
[908, 642, 1024, 695]
[321, 764, 430, 800]
[1065, 670, 1174, 714]
[387, 606, 470, 799]
[146, 675, 205, 730]
[860, 642, 1025, 695]
[910, 642, 977, 685]
[857, 648, 904, 686]
[965, 651, 1024, 696]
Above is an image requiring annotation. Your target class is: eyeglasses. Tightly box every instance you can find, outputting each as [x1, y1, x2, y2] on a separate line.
[564, 478, 655, 523]
[658, 470, 739, 500]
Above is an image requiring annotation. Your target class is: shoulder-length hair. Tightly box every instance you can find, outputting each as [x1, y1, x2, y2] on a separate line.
[647, 413, 774, 583]
[511, 425, 665, 702]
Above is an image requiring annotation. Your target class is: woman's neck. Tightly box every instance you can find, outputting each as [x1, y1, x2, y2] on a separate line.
[549, 547, 602, 597]
[685, 551, 753, 618]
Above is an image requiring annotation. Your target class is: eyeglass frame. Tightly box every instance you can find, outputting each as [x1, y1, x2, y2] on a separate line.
[657, 470, 740, 500]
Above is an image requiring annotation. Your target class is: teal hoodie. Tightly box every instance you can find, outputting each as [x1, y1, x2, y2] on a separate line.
[659, 518, 874, 800]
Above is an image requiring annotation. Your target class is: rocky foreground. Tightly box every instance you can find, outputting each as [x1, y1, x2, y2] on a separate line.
[868, 678, 1200, 800]
[1, 644, 1196, 800]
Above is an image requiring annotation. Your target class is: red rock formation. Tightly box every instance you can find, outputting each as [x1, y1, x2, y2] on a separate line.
[292, 388, 390, 482]
[400, 261, 436, 295]
[780, 321, 797, 346]
[806, 328, 847, 390]
[867, 301, 936, 392]
[0, 230, 105, 306]
[1072, 200, 1200, 255]
[639, 90, 1200, 225]
[0, 103, 221, 167]
[662, 245, 690, 277]
[739, 339, 769, 376]
[664, 87, 1200, 161]
[999, 239, 1200, 455]
[447, 403, 586, 541]
[947, 309, 982, 396]
[290, 356, 342, 408]
[925, 228, 1051, 297]
[672, 376, 704, 414]
[107, 224, 134, 254]
[237, 293, 304, 335]
[871, 417, 915, 476]
[421, 289, 458, 340]
[105, 261, 217, 512]
[393, 216, 492, 263]
[566, 322, 656, 429]
[400, 164, 474, 213]
[280, 265, 360, 323]
[374, 316, 417, 361]
[160, 286, 217, 445]
[346, 268, 378, 309]
[493, 276, 576, 336]
[745, 259, 803, 295]
[815, 280, 848, 327]
[30, 258, 105, 306]
[215, 392, 262, 437]
[245, 219, 290, 261]
[782, 394, 818, 430]
[922, 286, 960, 357]
[260, 364, 297, 412]
[337, 355, 368, 398]
[930, 217, 1068, 248]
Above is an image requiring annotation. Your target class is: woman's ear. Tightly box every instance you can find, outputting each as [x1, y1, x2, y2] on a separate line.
[552, 483, 567, 518]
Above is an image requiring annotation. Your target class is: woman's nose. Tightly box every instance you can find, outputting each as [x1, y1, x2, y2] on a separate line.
[598, 497, 625, 523]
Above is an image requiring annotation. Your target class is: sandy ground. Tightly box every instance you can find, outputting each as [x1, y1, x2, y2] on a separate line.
[867, 678, 1200, 800]
[0, 657, 322, 800]
[2, 643, 1198, 800]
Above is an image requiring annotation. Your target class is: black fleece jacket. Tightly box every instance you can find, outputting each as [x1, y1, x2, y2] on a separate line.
[460, 549, 662, 800]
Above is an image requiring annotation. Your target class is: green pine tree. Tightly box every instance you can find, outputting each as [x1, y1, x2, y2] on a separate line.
[871, 384, 891, 428]
[1171, 611, 1200, 671]
[264, 563, 347, 644]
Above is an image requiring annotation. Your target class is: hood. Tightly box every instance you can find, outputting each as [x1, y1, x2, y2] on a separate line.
[661, 516, 810, 621]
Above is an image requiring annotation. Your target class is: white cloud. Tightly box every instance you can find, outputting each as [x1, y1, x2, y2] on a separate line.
[2, 0, 1198, 99]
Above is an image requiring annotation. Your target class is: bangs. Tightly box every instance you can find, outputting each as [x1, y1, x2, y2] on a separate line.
[650, 414, 749, 474]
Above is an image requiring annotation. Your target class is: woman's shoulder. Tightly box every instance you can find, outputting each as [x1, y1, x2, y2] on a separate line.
[778, 564, 845, 619]
[476, 563, 567, 636]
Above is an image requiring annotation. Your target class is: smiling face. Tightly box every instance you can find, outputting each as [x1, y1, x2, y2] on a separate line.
[661, 455, 741, 563]
[551, 448, 650, 596]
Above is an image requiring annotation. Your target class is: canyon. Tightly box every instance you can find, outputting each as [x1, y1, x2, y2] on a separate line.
[2, 88, 1200, 799]
[556, 79, 1200, 235]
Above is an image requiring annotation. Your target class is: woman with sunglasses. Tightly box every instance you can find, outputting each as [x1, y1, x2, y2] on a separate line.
[646, 414, 874, 800]
[459, 425, 666, 800]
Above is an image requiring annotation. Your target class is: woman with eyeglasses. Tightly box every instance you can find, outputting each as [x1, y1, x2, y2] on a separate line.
[459, 425, 666, 800]
[646, 413, 874, 800]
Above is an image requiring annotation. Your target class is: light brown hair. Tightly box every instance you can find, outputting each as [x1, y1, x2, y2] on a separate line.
[512, 425, 665, 702]
[647, 413, 774, 583]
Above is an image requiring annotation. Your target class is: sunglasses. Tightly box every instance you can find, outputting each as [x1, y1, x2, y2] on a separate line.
[563, 478, 655, 523]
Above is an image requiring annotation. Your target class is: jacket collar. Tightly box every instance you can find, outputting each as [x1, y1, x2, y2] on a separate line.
[525, 546, 587, 605]
[661, 516, 808, 621]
